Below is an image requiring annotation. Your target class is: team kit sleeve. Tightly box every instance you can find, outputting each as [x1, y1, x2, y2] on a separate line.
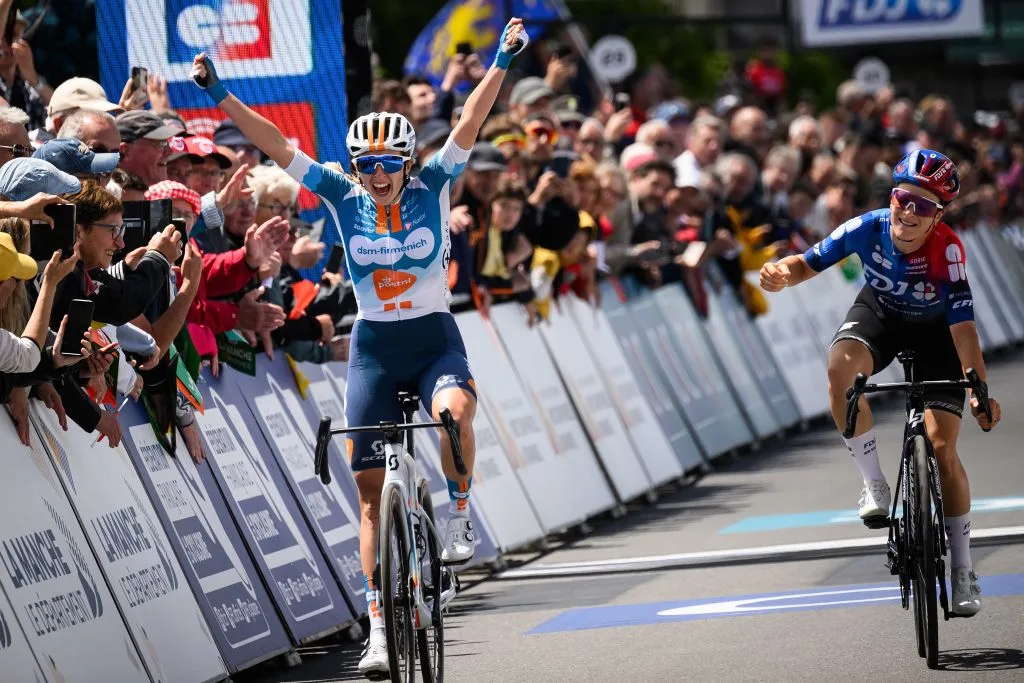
[940, 232, 975, 325]
[803, 213, 874, 272]
[419, 138, 472, 194]
[284, 149, 355, 199]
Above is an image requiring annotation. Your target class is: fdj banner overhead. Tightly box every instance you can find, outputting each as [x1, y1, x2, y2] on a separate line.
[96, 0, 349, 213]
[800, 0, 984, 47]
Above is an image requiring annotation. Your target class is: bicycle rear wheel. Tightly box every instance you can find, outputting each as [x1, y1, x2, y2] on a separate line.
[909, 435, 939, 669]
[417, 482, 444, 683]
[380, 485, 416, 683]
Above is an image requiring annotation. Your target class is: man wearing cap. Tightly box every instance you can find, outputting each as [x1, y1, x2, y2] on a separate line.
[57, 109, 121, 156]
[652, 99, 692, 158]
[508, 76, 554, 123]
[164, 136, 198, 186]
[0, 156, 81, 202]
[48, 77, 120, 135]
[552, 95, 585, 146]
[183, 135, 231, 197]
[33, 137, 119, 181]
[214, 118, 262, 170]
[415, 118, 452, 166]
[115, 110, 179, 188]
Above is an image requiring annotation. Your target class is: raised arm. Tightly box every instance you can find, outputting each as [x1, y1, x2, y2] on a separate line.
[451, 18, 529, 150]
[191, 53, 296, 168]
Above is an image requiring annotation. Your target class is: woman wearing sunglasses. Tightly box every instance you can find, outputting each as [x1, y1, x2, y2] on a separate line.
[191, 17, 528, 679]
[758, 148, 1001, 617]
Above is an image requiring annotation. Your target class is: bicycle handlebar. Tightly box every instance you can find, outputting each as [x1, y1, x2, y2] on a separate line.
[842, 367, 993, 439]
[313, 409, 467, 486]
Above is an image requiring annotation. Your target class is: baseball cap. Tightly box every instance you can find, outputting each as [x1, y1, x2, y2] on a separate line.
[653, 99, 691, 124]
[416, 119, 451, 153]
[48, 77, 119, 117]
[115, 110, 180, 143]
[166, 135, 198, 163]
[145, 180, 202, 215]
[620, 143, 659, 173]
[183, 136, 232, 169]
[467, 142, 507, 172]
[32, 137, 120, 176]
[552, 95, 585, 125]
[213, 119, 252, 148]
[0, 158, 81, 202]
[510, 77, 554, 106]
[0, 232, 37, 281]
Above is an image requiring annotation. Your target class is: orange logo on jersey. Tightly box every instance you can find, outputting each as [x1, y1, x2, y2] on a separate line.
[373, 269, 417, 300]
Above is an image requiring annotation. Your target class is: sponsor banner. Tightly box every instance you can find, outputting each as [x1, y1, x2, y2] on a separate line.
[752, 280, 830, 420]
[195, 369, 350, 643]
[960, 231, 1015, 348]
[708, 272, 801, 430]
[315, 362, 502, 567]
[29, 404, 228, 683]
[0, 415, 148, 683]
[97, 0, 348, 228]
[488, 304, 618, 514]
[800, 0, 984, 47]
[0, 585, 47, 683]
[598, 281, 704, 472]
[231, 357, 364, 608]
[455, 311, 596, 531]
[538, 302, 653, 501]
[642, 285, 751, 457]
[119, 401, 290, 672]
[567, 296, 684, 485]
[700, 271, 781, 440]
[974, 227, 1024, 342]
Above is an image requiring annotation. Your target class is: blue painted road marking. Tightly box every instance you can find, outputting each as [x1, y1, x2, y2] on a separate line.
[721, 496, 1024, 534]
[528, 573, 1024, 634]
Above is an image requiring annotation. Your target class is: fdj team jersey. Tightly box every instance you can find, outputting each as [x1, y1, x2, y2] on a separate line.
[284, 140, 470, 321]
[803, 208, 975, 325]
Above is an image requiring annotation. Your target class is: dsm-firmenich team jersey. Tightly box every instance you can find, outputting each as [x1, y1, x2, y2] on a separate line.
[803, 208, 975, 325]
[284, 140, 470, 322]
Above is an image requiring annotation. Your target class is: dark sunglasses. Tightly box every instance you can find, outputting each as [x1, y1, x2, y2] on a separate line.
[354, 154, 406, 174]
[891, 188, 943, 218]
[0, 144, 30, 158]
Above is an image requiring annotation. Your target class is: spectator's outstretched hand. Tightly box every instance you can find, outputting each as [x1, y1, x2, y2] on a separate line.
[289, 235, 325, 270]
[180, 422, 206, 464]
[244, 216, 289, 269]
[12, 39, 38, 87]
[37, 383, 67, 431]
[217, 163, 253, 211]
[6, 387, 30, 446]
[148, 224, 183, 264]
[180, 243, 202, 289]
[41, 245, 79, 287]
[450, 205, 474, 234]
[11, 193, 71, 228]
[51, 314, 92, 369]
[258, 251, 282, 281]
[147, 73, 171, 110]
[604, 107, 634, 144]
[237, 286, 286, 332]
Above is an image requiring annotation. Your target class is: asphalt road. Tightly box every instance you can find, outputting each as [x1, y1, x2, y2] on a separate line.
[237, 350, 1024, 683]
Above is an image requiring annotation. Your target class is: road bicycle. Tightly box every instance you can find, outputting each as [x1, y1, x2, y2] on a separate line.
[844, 350, 992, 670]
[314, 391, 465, 682]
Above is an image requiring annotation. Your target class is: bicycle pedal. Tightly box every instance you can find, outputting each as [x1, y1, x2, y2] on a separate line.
[862, 516, 890, 530]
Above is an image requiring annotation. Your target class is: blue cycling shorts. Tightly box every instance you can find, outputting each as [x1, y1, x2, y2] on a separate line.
[344, 312, 476, 471]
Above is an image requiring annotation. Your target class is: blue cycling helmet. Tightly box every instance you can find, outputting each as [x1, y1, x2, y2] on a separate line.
[892, 148, 959, 204]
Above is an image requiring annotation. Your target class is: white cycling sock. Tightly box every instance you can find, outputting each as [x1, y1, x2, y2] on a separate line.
[843, 429, 885, 484]
[944, 513, 973, 571]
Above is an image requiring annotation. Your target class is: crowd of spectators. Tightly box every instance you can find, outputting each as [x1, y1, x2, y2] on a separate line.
[0, 9, 1021, 464]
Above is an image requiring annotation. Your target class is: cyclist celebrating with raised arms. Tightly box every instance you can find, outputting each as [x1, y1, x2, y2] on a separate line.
[191, 17, 529, 677]
[759, 149, 1001, 617]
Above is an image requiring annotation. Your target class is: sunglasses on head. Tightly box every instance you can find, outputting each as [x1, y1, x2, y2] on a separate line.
[354, 154, 407, 174]
[891, 188, 943, 218]
[0, 144, 30, 158]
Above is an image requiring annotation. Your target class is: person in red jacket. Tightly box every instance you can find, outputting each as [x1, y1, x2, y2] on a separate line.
[144, 180, 288, 369]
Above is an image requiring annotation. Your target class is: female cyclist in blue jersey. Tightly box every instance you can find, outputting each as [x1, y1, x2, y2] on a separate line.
[758, 149, 1002, 617]
[191, 18, 529, 677]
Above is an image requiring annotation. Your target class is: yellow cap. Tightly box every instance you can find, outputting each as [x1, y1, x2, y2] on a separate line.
[0, 232, 38, 281]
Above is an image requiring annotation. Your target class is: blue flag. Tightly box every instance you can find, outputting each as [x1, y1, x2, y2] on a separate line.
[404, 0, 561, 87]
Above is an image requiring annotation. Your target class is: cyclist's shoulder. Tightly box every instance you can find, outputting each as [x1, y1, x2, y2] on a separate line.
[417, 138, 471, 189]
[826, 208, 886, 245]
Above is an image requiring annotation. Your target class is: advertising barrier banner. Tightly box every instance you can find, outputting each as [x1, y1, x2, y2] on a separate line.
[567, 296, 684, 486]
[29, 404, 228, 683]
[196, 372, 350, 643]
[539, 303, 654, 500]
[598, 282, 705, 471]
[973, 228, 1024, 342]
[961, 231, 1015, 348]
[0, 416, 148, 683]
[488, 304, 619, 513]
[119, 401, 291, 673]
[0, 585, 46, 683]
[456, 310, 601, 530]
[799, 0, 984, 47]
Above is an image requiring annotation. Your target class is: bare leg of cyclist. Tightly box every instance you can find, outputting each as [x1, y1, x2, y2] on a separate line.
[354, 468, 386, 625]
[432, 387, 477, 564]
[924, 407, 980, 614]
[827, 340, 889, 519]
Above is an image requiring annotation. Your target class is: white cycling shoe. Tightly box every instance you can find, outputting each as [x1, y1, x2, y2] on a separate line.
[950, 566, 982, 617]
[441, 515, 475, 565]
[358, 628, 389, 680]
[858, 479, 891, 521]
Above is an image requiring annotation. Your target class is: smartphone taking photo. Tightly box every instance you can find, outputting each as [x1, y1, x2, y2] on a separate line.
[324, 244, 345, 274]
[29, 204, 77, 261]
[60, 299, 95, 357]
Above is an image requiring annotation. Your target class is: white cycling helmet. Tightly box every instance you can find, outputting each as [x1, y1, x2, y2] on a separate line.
[347, 112, 417, 159]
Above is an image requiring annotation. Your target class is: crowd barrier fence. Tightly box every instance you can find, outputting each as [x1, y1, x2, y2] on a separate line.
[1, 225, 1023, 682]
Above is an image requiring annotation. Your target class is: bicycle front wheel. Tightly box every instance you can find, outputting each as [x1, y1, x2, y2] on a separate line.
[380, 485, 416, 683]
[909, 435, 939, 669]
[417, 482, 444, 683]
